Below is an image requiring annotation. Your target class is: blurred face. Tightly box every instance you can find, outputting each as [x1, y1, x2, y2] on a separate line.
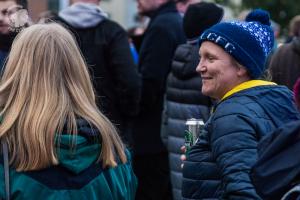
[196, 41, 248, 100]
[0, 0, 17, 34]
[176, 0, 201, 13]
[137, 0, 161, 15]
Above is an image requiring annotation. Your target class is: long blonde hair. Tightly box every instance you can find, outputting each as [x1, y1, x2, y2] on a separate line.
[0, 23, 126, 171]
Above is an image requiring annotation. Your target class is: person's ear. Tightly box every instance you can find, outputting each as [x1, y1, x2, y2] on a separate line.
[236, 64, 248, 77]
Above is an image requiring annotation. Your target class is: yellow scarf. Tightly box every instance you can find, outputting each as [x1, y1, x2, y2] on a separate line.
[221, 80, 277, 101]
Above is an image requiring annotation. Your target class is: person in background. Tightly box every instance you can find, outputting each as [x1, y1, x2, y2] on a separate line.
[269, 15, 300, 90]
[0, 23, 137, 200]
[127, 14, 148, 53]
[286, 15, 300, 43]
[58, 0, 141, 147]
[132, 0, 186, 199]
[264, 20, 281, 68]
[182, 9, 300, 199]
[271, 20, 281, 48]
[162, 2, 223, 200]
[37, 10, 59, 23]
[0, 0, 28, 71]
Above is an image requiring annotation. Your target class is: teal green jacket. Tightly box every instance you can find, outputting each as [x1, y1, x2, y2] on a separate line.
[0, 120, 137, 199]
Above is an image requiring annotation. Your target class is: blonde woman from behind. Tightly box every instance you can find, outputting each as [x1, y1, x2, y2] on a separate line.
[0, 23, 137, 200]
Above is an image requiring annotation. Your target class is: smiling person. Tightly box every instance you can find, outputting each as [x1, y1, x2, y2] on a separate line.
[181, 9, 300, 199]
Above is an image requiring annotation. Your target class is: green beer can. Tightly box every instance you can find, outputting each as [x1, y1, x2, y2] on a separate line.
[185, 118, 204, 152]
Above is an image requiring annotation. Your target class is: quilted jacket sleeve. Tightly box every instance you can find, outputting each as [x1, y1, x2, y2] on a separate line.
[210, 102, 262, 200]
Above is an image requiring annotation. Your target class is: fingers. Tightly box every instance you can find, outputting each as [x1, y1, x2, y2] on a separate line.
[181, 145, 186, 153]
[181, 145, 187, 169]
[180, 154, 186, 161]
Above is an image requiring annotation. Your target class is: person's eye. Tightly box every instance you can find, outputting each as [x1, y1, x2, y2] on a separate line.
[1, 9, 8, 16]
[207, 56, 215, 62]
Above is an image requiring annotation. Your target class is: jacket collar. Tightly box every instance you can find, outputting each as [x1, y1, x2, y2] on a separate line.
[221, 80, 277, 101]
[147, 1, 177, 19]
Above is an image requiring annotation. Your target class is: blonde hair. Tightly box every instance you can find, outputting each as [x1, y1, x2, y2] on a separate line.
[0, 23, 126, 171]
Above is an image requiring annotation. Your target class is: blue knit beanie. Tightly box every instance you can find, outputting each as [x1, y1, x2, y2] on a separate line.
[199, 9, 274, 78]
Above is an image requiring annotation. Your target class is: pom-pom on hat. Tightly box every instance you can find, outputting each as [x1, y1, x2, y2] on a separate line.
[183, 2, 224, 40]
[199, 9, 274, 79]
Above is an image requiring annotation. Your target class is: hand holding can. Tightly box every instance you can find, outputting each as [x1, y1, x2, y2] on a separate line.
[185, 118, 204, 153]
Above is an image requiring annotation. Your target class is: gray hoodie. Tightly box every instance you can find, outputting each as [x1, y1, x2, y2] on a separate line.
[59, 2, 107, 29]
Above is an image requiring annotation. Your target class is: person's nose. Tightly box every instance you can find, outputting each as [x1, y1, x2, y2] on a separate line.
[196, 58, 206, 74]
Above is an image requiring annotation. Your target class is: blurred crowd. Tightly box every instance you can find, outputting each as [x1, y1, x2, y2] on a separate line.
[0, 0, 300, 200]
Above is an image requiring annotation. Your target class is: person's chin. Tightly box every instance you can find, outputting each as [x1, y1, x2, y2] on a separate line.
[138, 8, 152, 16]
[138, 10, 147, 16]
[201, 88, 210, 96]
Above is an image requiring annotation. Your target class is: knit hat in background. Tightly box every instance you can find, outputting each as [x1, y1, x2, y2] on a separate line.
[199, 9, 274, 79]
[183, 2, 223, 40]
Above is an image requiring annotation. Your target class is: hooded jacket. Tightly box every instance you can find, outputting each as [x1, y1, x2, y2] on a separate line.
[58, 3, 141, 145]
[59, 3, 107, 29]
[182, 81, 300, 199]
[0, 119, 137, 200]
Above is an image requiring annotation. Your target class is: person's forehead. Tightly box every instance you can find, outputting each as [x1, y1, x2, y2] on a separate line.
[0, 1, 18, 9]
[142, 0, 160, 4]
[189, 0, 201, 4]
[200, 41, 225, 54]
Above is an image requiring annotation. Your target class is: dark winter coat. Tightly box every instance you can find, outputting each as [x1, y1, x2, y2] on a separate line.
[164, 43, 211, 199]
[58, 4, 141, 145]
[270, 37, 300, 90]
[182, 82, 300, 199]
[0, 119, 137, 200]
[251, 120, 300, 200]
[132, 1, 186, 155]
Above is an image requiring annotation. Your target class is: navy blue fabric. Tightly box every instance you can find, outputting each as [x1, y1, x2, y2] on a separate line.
[199, 9, 274, 79]
[164, 43, 211, 200]
[282, 184, 300, 200]
[251, 120, 300, 200]
[0, 50, 7, 73]
[132, 1, 186, 155]
[182, 85, 300, 199]
[23, 161, 104, 190]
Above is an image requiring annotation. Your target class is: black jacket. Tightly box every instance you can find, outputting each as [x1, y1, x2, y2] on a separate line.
[164, 43, 211, 199]
[57, 18, 141, 145]
[252, 120, 300, 200]
[132, 1, 186, 155]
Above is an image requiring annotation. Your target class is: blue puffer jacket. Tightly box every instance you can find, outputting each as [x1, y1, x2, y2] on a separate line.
[182, 83, 300, 200]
